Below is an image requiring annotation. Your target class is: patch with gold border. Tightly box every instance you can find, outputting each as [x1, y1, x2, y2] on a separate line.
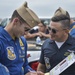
[6, 46, 16, 60]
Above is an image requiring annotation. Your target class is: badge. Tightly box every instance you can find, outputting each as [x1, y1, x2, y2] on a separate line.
[6, 46, 16, 60]
[44, 57, 51, 69]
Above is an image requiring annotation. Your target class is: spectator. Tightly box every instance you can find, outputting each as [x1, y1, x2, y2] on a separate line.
[24, 20, 50, 39]
[37, 13, 75, 75]
[0, 1, 44, 75]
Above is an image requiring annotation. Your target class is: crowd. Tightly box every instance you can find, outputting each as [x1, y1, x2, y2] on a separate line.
[0, 1, 75, 75]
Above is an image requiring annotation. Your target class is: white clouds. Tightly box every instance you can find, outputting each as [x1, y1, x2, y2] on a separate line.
[0, 0, 75, 19]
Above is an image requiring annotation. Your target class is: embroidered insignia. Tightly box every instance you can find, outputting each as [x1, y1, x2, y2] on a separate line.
[64, 52, 70, 56]
[19, 38, 24, 46]
[19, 38, 25, 61]
[44, 57, 51, 69]
[6, 46, 16, 60]
[21, 47, 24, 50]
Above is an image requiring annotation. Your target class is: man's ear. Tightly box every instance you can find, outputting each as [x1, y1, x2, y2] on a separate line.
[13, 18, 19, 25]
[65, 29, 69, 34]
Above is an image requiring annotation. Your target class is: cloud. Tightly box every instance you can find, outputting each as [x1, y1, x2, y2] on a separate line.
[0, 0, 75, 19]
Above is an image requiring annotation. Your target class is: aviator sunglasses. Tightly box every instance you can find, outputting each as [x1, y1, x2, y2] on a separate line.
[25, 28, 30, 31]
[48, 27, 58, 34]
[19, 19, 30, 32]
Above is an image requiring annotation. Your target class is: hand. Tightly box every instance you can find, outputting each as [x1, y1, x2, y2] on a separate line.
[25, 71, 44, 75]
[36, 32, 42, 37]
[25, 71, 37, 75]
[39, 32, 45, 37]
[37, 71, 44, 75]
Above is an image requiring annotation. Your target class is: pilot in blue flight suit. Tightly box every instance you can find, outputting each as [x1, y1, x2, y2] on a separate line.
[0, 1, 44, 75]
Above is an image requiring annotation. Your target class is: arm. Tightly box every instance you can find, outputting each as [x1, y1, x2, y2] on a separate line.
[37, 44, 46, 73]
[37, 63, 46, 73]
[24, 28, 43, 39]
[0, 41, 10, 75]
[22, 37, 44, 75]
[24, 32, 42, 39]
[39, 32, 50, 38]
[22, 37, 34, 74]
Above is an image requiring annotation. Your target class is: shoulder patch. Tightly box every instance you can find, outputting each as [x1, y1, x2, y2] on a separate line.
[6, 46, 16, 60]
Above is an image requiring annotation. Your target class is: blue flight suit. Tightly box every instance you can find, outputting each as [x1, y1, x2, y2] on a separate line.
[0, 63, 10, 75]
[0, 27, 33, 75]
[39, 35, 75, 75]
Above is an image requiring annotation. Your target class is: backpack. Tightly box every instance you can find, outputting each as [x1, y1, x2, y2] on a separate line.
[0, 63, 10, 75]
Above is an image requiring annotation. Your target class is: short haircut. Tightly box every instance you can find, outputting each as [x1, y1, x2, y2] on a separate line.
[41, 20, 48, 27]
[10, 10, 26, 23]
[51, 14, 70, 29]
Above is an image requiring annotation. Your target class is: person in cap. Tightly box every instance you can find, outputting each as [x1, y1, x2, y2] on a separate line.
[24, 20, 50, 39]
[37, 8, 75, 75]
[54, 7, 75, 37]
[0, 1, 44, 75]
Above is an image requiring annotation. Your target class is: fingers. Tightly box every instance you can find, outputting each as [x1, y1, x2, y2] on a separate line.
[37, 71, 44, 75]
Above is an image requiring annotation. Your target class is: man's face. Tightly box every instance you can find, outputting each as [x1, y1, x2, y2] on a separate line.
[49, 21, 67, 42]
[38, 23, 46, 32]
[13, 19, 31, 38]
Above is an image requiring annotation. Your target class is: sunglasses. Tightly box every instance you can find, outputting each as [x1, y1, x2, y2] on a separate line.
[19, 20, 31, 32]
[48, 27, 58, 34]
[25, 28, 30, 31]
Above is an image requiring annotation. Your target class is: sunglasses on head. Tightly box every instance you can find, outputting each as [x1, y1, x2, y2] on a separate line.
[48, 27, 58, 34]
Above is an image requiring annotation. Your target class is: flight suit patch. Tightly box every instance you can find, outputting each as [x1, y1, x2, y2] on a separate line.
[6, 46, 16, 60]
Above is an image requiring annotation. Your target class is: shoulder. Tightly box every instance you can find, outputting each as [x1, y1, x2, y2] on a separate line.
[20, 36, 27, 45]
[42, 38, 53, 48]
[20, 36, 26, 42]
[67, 35, 75, 45]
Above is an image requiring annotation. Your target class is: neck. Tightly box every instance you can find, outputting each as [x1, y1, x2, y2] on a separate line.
[70, 19, 75, 24]
[57, 34, 68, 42]
[4, 24, 16, 40]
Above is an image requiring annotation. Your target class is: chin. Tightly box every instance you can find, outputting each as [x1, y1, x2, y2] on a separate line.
[50, 37, 55, 41]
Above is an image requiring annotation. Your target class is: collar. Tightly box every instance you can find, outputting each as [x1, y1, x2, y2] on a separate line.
[49, 34, 73, 45]
[65, 34, 74, 45]
[0, 27, 15, 41]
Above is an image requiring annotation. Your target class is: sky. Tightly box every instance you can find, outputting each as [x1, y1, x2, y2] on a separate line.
[0, 0, 75, 19]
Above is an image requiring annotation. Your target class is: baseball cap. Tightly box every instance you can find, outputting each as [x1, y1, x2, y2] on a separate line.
[16, 1, 40, 28]
[53, 7, 70, 19]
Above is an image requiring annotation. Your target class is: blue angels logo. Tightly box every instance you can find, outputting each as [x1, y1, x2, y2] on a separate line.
[6, 46, 16, 60]
[44, 57, 51, 69]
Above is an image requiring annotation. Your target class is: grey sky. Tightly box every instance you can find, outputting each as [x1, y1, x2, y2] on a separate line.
[0, 0, 75, 19]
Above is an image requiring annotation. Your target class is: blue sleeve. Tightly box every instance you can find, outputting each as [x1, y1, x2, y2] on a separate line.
[0, 41, 10, 75]
[21, 37, 34, 74]
[70, 28, 75, 37]
[24, 40, 33, 74]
